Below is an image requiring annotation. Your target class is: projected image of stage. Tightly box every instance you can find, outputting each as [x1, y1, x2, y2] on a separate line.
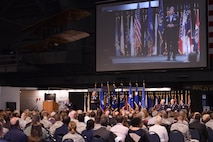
[96, 0, 207, 72]
[112, 55, 190, 64]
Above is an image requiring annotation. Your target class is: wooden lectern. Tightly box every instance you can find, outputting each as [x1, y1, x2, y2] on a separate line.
[43, 101, 59, 113]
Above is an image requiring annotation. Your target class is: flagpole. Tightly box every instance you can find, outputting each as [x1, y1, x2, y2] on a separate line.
[100, 83, 104, 111]
[106, 81, 111, 110]
[142, 80, 146, 108]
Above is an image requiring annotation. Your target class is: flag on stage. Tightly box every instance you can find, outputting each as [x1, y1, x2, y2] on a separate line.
[128, 83, 134, 109]
[119, 83, 125, 109]
[134, 3, 142, 56]
[120, 14, 125, 55]
[106, 82, 110, 108]
[157, 0, 164, 55]
[141, 81, 146, 108]
[112, 83, 118, 109]
[100, 84, 104, 111]
[134, 83, 139, 105]
[115, 13, 120, 56]
[147, 1, 154, 55]
[194, 8, 200, 53]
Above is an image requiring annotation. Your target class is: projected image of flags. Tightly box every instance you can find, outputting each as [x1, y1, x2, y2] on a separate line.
[120, 14, 125, 56]
[147, 1, 154, 55]
[194, 8, 200, 53]
[134, 3, 142, 56]
[158, 0, 164, 55]
[134, 83, 139, 105]
[185, 5, 193, 54]
[128, 83, 134, 109]
[100, 84, 104, 111]
[130, 12, 134, 56]
[178, 9, 184, 55]
[115, 13, 120, 56]
[112, 83, 117, 110]
[179, 5, 188, 55]
[125, 12, 130, 56]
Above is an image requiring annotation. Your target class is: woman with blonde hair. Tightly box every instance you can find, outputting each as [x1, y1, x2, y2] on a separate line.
[62, 121, 85, 142]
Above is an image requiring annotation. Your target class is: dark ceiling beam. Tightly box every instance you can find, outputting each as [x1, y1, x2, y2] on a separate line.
[34, 0, 48, 17]
[0, 0, 15, 16]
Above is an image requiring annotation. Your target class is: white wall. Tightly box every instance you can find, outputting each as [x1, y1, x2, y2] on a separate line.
[0, 87, 20, 112]
[20, 90, 69, 112]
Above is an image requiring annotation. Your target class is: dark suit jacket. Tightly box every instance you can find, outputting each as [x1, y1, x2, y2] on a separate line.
[164, 13, 179, 38]
[93, 127, 115, 142]
[4, 128, 27, 142]
[189, 120, 208, 142]
[54, 124, 69, 139]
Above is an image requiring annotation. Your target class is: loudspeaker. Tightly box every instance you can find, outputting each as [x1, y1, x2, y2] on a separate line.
[6, 102, 16, 112]
[69, 92, 84, 111]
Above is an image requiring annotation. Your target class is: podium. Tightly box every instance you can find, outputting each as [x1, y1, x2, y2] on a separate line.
[43, 101, 59, 113]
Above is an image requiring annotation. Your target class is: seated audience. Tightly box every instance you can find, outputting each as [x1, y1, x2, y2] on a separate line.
[81, 119, 94, 142]
[189, 113, 208, 142]
[205, 112, 213, 130]
[149, 115, 169, 142]
[93, 115, 116, 142]
[49, 113, 63, 135]
[0, 118, 8, 138]
[77, 113, 86, 133]
[54, 115, 70, 139]
[126, 117, 150, 142]
[4, 117, 27, 142]
[24, 114, 48, 139]
[28, 122, 45, 142]
[40, 111, 52, 129]
[62, 121, 85, 142]
[170, 113, 191, 142]
[110, 115, 129, 142]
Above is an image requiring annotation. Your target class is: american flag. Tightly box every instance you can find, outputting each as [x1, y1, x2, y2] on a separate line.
[209, 0, 213, 59]
[147, 0, 154, 55]
[134, 3, 142, 56]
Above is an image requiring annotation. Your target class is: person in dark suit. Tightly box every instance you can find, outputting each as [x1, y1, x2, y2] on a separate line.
[54, 115, 70, 139]
[166, 99, 178, 112]
[164, 6, 179, 61]
[157, 99, 167, 111]
[189, 113, 208, 142]
[65, 99, 73, 111]
[81, 119, 94, 142]
[4, 117, 28, 142]
[178, 99, 188, 113]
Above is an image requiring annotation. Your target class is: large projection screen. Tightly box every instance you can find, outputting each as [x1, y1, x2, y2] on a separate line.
[96, 0, 207, 72]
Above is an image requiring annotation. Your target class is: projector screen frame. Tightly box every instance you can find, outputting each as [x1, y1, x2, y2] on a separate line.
[96, 0, 208, 72]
